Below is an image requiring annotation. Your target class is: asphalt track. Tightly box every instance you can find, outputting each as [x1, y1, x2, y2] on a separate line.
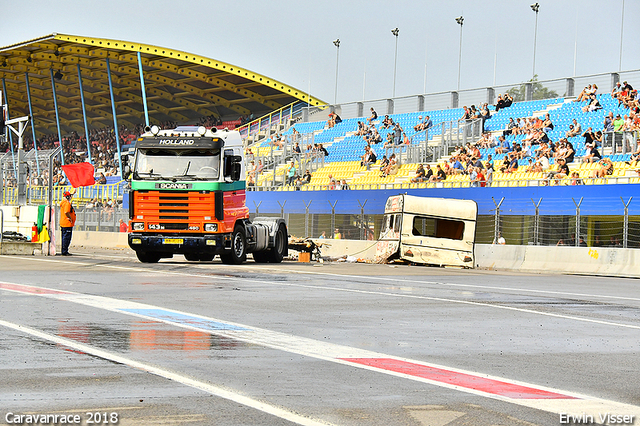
[0, 248, 639, 426]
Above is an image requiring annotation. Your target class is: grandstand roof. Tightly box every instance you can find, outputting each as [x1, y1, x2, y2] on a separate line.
[0, 33, 324, 134]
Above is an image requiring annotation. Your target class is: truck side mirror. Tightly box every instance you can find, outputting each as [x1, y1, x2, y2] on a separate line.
[230, 163, 241, 181]
[225, 155, 243, 181]
[120, 154, 130, 180]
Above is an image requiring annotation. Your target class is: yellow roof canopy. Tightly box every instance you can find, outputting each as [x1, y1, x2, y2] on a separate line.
[0, 33, 324, 134]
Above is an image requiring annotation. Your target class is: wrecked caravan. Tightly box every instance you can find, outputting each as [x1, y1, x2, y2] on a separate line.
[376, 195, 478, 267]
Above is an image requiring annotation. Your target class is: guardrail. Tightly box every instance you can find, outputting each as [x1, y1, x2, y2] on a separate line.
[1, 181, 124, 206]
[248, 174, 639, 192]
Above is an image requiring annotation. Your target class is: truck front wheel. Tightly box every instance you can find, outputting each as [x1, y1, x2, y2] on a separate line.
[220, 226, 246, 264]
[136, 251, 161, 263]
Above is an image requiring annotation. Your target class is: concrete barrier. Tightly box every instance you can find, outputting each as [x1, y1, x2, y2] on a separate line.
[60, 230, 130, 250]
[476, 244, 640, 278]
[0, 241, 41, 255]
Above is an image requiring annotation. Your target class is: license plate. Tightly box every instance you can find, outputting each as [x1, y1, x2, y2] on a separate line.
[163, 238, 183, 245]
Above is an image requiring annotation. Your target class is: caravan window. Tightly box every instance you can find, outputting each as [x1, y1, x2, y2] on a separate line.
[412, 216, 464, 240]
[380, 213, 402, 238]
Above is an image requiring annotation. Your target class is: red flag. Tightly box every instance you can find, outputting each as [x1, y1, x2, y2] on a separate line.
[62, 162, 96, 188]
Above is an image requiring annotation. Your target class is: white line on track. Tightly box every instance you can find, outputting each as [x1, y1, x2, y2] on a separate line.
[0, 317, 336, 426]
[13, 252, 640, 304]
[1, 281, 638, 424]
[5, 255, 639, 331]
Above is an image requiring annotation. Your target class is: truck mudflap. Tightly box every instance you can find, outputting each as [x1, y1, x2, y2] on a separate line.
[128, 233, 231, 254]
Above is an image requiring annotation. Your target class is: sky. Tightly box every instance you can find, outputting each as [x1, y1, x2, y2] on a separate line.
[2, 0, 639, 106]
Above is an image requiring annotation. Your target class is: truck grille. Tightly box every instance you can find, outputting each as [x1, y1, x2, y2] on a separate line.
[135, 190, 215, 225]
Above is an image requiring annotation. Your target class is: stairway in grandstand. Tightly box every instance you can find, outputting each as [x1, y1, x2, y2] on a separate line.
[246, 91, 638, 191]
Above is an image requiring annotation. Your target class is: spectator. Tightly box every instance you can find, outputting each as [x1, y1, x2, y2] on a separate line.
[119, 219, 129, 232]
[410, 164, 426, 183]
[590, 157, 613, 178]
[339, 179, 350, 190]
[360, 146, 377, 168]
[414, 115, 433, 132]
[542, 113, 554, 133]
[494, 136, 511, 154]
[381, 115, 394, 129]
[546, 158, 569, 183]
[286, 161, 296, 185]
[318, 144, 329, 157]
[582, 141, 601, 163]
[570, 171, 584, 185]
[302, 169, 312, 185]
[381, 153, 399, 178]
[429, 164, 446, 182]
[97, 172, 107, 185]
[367, 107, 378, 125]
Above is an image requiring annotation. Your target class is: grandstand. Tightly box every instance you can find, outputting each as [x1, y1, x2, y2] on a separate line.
[245, 90, 639, 191]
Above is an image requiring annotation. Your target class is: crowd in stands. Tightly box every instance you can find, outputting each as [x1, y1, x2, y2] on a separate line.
[421, 81, 639, 188]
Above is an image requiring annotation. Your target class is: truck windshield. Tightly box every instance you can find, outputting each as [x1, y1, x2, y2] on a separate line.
[134, 149, 220, 180]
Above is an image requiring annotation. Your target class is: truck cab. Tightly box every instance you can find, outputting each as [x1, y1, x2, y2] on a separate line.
[126, 125, 287, 264]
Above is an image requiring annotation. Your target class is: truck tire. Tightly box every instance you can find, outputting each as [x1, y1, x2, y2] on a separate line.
[220, 226, 246, 264]
[136, 251, 161, 263]
[252, 250, 269, 263]
[268, 223, 288, 263]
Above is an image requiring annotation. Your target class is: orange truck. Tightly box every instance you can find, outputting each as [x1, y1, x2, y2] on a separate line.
[125, 126, 287, 264]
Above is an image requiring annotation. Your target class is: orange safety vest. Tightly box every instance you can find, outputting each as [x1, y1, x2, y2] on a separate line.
[60, 198, 76, 228]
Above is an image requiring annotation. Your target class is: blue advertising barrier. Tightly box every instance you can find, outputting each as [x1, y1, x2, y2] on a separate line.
[246, 184, 640, 217]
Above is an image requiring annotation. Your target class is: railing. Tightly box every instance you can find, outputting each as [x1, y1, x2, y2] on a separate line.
[247, 174, 640, 192]
[305, 69, 640, 122]
[237, 102, 303, 142]
[1, 181, 124, 206]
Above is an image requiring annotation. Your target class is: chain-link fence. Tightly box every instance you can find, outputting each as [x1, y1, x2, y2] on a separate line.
[248, 194, 640, 249]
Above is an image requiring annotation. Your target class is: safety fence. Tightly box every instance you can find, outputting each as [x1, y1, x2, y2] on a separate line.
[246, 193, 640, 249]
[1, 182, 124, 207]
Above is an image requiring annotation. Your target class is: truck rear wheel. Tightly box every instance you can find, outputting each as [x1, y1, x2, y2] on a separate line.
[252, 250, 269, 263]
[268, 224, 288, 263]
[220, 226, 246, 264]
[252, 224, 287, 263]
[136, 251, 161, 263]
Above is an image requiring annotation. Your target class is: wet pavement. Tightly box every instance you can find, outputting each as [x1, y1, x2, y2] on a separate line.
[0, 248, 639, 425]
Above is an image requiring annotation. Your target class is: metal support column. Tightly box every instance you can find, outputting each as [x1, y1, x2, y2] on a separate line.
[329, 200, 338, 237]
[77, 65, 92, 163]
[2, 78, 17, 175]
[49, 69, 65, 165]
[24, 73, 40, 175]
[572, 197, 583, 247]
[106, 58, 123, 173]
[358, 200, 368, 240]
[304, 200, 312, 238]
[621, 197, 632, 248]
[492, 197, 504, 243]
[137, 52, 150, 127]
[531, 198, 542, 245]
[277, 200, 287, 219]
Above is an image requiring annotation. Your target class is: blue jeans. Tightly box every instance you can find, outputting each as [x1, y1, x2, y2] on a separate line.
[61, 227, 73, 255]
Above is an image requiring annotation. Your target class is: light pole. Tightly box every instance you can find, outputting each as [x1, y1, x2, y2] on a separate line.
[619, 0, 625, 72]
[333, 39, 340, 105]
[531, 3, 540, 79]
[455, 16, 464, 91]
[391, 27, 399, 98]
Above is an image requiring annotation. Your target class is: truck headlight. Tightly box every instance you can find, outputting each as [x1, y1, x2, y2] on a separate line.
[204, 223, 218, 232]
[132, 222, 144, 231]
